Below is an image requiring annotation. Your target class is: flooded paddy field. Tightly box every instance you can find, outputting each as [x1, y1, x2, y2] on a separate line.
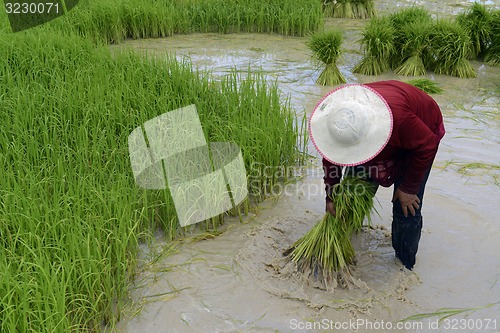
[112, 1, 500, 332]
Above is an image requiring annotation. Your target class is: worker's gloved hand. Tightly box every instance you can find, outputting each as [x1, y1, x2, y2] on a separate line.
[326, 201, 336, 217]
[392, 188, 420, 217]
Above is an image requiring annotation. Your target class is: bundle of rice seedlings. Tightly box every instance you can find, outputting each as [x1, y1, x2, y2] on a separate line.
[287, 213, 355, 284]
[389, 7, 433, 69]
[307, 30, 346, 86]
[285, 176, 376, 287]
[324, 0, 375, 19]
[389, 6, 432, 31]
[394, 20, 432, 76]
[327, 0, 354, 19]
[484, 10, 500, 66]
[395, 55, 427, 76]
[322, 0, 335, 17]
[351, 0, 376, 19]
[406, 78, 444, 94]
[428, 19, 477, 78]
[353, 17, 395, 75]
[333, 175, 376, 233]
[456, 2, 492, 59]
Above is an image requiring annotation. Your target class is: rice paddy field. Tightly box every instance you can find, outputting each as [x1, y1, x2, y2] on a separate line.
[1, 0, 499, 332]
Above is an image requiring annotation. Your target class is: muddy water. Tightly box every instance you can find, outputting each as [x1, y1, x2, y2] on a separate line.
[112, 1, 500, 332]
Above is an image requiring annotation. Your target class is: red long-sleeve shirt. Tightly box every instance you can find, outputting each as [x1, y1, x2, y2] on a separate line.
[323, 80, 445, 201]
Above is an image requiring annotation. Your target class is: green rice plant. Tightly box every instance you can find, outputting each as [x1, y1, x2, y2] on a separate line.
[389, 6, 432, 30]
[324, 0, 375, 19]
[353, 55, 389, 76]
[307, 30, 346, 86]
[395, 55, 427, 76]
[322, 0, 334, 17]
[289, 213, 356, 283]
[326, 0, 354, 18]
[389, 7, 433, 70]
[354, 7, 486, 77]
[30, 0, 323, 43]
[428, 19, 477, 78]
[0, 31, 305, 332]
[361, 16, 395, 58]
[332, 176, 376, 233]
[339, 0, 354, 19]
[457, 2, 492, 59]
[353, 16, 395, 75]
[484, 10, 500, 66]
[0, 0, 322, 41]
[406, 79, 444, 94]
[351, 0, 376, 19]
[286, 176, 375, 285]
[394, 20, 432, 76]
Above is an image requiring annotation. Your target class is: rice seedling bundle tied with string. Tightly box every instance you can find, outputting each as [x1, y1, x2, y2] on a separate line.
[307, 29, 346, 86]
[286, 176, 376, 288]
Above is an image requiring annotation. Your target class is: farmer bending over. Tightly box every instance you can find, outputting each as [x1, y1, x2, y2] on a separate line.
[309, 80, 445, 270]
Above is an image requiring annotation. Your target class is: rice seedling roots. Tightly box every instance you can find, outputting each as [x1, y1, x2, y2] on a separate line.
[284, 176, 375, 290]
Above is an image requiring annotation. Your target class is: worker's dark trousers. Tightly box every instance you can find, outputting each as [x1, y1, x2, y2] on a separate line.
[345, 165, 432, 270]
[391, 166, 431, 270]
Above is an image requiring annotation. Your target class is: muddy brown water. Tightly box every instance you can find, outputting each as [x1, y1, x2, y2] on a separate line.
[111, 1, 500, 332]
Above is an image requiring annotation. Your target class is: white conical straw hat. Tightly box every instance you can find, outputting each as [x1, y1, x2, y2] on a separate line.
[309, 84, 393, 166]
